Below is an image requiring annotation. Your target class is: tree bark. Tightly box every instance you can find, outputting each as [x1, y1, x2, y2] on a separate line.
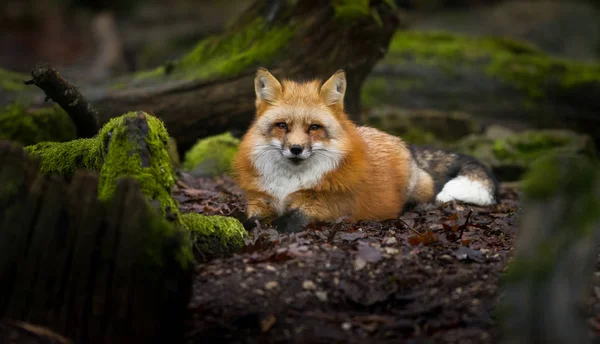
[87, 0, 401, 154]
[0, 140, 194, 344]
[498, 154, 600, 344]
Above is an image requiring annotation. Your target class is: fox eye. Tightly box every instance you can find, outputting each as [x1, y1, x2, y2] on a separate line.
[275, 122, 288, 130]
[308, 124, 322, 131]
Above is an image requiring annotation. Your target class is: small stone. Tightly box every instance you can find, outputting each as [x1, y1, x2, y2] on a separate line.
[594, 286, 600, 299]
[315, 291, 328, 302]
[354, 256, 367, 271]
[264, 281, 279, 290]
[384, 247, 399, 255]
[439, 254, 454, 263]
[382, 237, 397, 245]
[341, 322, 352, 331]
[302, 280, 317, 290]
[264, 265, 277, 272]
[245, 266, 255, 273]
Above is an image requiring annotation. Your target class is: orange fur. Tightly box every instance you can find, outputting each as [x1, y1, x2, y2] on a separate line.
[232, 68, 435, 224]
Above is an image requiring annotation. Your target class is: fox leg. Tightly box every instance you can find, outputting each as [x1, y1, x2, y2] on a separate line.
[243, 190, 276, 230]
[272, 191, 351, 233]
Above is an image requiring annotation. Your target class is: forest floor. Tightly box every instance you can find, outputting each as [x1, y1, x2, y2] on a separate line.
[173, 173, 520, 344]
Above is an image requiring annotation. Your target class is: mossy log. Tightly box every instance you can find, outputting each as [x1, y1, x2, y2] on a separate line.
[364, 31, 600, 149]
[0, 140, 195, 344]
[23, 111, 247, 259]
[497, 153, 600, 343]
[2, 0, 400, 155]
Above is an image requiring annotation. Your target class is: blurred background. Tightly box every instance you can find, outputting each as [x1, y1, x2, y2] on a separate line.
[1, 0, 599, 183]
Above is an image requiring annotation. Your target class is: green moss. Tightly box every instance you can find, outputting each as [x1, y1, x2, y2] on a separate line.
[25, 138, 103, 177]
[133, 17, 295, 83]
[502, 153, 600, 284]
[0, 68, 28, 92]
[183, 132, 240, 177]
[378, 30, 600, 100]
[364, 107, 479, 144]
[181, 212, 246, 260]
[333, 0, 371, 20]
[491, 129, 595, 163]
[168, 137, 181, 168]
[455, 129, 595, 164]
[521, 153, 600, 201]
[96, 112, 180, 224]
[21, 111, 247, 260]
[0, 104, 76, 146]
[333, 0, 397, 25]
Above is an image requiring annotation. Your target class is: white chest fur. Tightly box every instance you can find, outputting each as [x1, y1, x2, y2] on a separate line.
[251, 142, 342, 215]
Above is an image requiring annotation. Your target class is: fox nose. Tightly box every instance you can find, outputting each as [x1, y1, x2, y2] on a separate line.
[289, 145, 303, 156]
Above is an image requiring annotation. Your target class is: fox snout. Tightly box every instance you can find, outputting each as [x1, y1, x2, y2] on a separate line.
[282, 142, 311, 161]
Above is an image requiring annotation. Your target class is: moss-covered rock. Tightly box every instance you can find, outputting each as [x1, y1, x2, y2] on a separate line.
[183, 132, 240, 177]
[453, 127, 597, 181]
[0, 104, 76, 146]
[180, 212, 246, 260]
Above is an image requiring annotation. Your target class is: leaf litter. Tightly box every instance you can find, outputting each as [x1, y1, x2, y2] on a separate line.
[174, 175, 521, 343]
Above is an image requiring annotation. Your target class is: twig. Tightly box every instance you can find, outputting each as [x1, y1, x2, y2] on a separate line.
[397, 218, 423, 236]
[24, 63, 100, 138]
[176, 179, 192, 189]
[456, 209, 473, 242]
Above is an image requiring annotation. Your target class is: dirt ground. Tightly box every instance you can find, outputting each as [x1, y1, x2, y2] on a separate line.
[173, 174, 520, 344]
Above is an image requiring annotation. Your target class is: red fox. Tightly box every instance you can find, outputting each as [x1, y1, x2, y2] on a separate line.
[232, 68, 498, 232]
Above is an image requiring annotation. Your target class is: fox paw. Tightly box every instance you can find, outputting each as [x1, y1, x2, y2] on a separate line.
[242, 216, 263, 231]
[271, 209, 309, 233]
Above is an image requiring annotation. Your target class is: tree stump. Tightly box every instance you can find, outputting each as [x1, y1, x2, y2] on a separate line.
[0, 140, 194, 344]
[498, 153, 600, 344]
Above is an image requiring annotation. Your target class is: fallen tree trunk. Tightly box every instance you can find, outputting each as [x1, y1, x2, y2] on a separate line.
[91, 0, 401, 154]
[362, 31, 600, 150]
[4, 0, 400, 155]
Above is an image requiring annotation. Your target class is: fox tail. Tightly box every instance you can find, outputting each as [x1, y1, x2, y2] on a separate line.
[409, 145, 499, 206]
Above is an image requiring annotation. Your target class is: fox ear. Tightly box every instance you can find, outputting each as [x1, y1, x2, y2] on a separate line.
[320, 70, 346, 109]
[255, 67, 282, 105]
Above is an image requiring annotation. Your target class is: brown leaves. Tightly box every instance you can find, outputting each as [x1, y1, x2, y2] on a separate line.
[407, 231, 439, 246]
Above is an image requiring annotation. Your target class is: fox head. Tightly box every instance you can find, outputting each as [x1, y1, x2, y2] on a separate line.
[249, 68, 349, 170]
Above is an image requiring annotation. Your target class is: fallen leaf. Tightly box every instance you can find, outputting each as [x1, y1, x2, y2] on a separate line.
[264, 281, 279, 290]
[354, 256, 367, 271]
[407, 231, 439, 246]
[383, 247, 399, 255]
[338, 231, 366, 242]
[382, 237, 397, 245]
[302, 280, 317, 290]
[315, 291, 328, 302]
[260, 314, 277, 332]
[357, 241, 382, 263]
[453, 246, 484, 263]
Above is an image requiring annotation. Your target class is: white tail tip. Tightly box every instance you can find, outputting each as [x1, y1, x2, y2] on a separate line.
[435, 176, 496, 206]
